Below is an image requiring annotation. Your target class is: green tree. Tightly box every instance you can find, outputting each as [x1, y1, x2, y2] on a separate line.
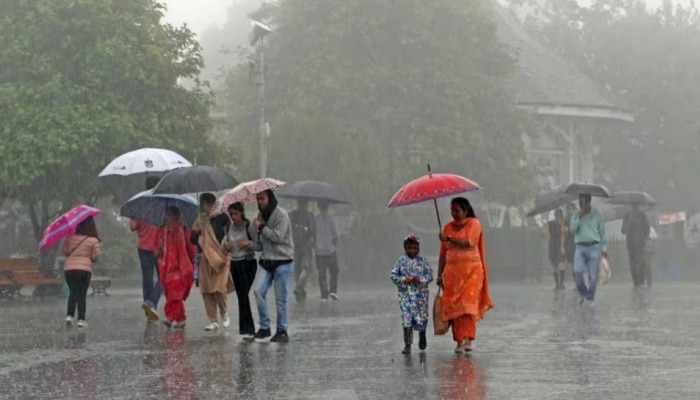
[511, 0, 700, 209]
[221, 0, 533, 207]
[0, 0, 220, 255]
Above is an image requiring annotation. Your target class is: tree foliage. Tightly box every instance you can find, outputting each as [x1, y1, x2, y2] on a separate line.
[0, 0, 219, 246]
[510, 0, 700, 210]
[220, 0, 533, 208]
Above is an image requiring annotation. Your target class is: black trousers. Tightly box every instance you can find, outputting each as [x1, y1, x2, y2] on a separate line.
[230, 259, 257, 335]
[65, 270, 92, 320]
[628, 247, 646, 287]
[316, 252, 339, 299]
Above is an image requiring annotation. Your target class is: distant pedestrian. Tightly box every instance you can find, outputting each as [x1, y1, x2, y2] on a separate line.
[62, 217, 101, 328]
[289, 199, 315, 302]
[644, 226, 657, 287]
[543, 209, 566, 290]
[622, 205, 650, 288]
[564, 203, 578, 286]
[315, 201, 340, 301]
[390, 234, 433, 354]
[569, 194, 607, 305]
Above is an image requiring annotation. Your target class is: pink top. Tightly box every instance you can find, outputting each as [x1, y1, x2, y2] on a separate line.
[130, 220, 159, 252]
[62, 234, 101, 272]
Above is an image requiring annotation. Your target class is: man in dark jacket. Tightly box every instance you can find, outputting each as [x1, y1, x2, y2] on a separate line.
[622, 205, 651, 288]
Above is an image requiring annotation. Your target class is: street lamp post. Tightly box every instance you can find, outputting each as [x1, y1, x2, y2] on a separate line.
[250, 20, 272, 178]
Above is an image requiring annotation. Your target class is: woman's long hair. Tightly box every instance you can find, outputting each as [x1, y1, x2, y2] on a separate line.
[451, 197, 477, 219]
[228, 202, 250, 227]
[75, 216, 100, 241]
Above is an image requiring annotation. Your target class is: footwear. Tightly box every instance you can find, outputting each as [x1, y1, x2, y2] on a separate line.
[240, 332, 255, 340]
[294, 289, 306, 303]
[401, 345, 411, 354]
[163, 320, 173, 328]
[585, 299, 595, 307]
[221, 314, 231, 328]
[141, 302, 159, 321]
[463, 339, 473, 352]
[418, 331, 427, 351]
[329, 293, 339, 301]
[205, 322, 220, 331]
[270, 330, 289, 343]
[65, 316, 73, 326]
[77, 320, 88, 328]
[454, 342, 465, 354]
[174, 321, 186, 329]
[321, 297, 329, 302]
[253, 329, 272, 342]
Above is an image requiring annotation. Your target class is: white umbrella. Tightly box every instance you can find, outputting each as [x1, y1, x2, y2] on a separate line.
[99, 148, 191, 177]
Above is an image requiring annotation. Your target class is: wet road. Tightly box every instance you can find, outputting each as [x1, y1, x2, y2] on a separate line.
[1, 283, 699, 399]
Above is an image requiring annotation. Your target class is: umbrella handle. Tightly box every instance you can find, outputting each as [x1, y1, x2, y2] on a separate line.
[433, 198, 442, 230]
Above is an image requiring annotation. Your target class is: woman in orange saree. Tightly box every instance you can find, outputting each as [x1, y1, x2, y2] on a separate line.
[437, 197, 494, 353]
[157, 206, 196, 328]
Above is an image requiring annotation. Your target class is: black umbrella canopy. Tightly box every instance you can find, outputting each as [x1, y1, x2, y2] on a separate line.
[152, 166, 239, 195]
[277, 180, 350, 204]
[525, 185, 577, 217]
[607, 191, 656, 206]
[562, 182, 612, 198]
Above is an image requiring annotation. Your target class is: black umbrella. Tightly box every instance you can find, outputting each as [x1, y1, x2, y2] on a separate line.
[562, 182, 612, 198]
[277, 180, 350, 204]
[525, 185, 577, 217]
[152, 166, 239, 194]
[607, 191, 656, 206]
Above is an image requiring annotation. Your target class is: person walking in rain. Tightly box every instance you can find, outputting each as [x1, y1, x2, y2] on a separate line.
[543, 209, 567, 290]
[157, 206, 196, 328]
[191, 193, 233, 331]
[131, 176, 163, 321]
[564, 203, 578, 287]
[315, 201, 340, 301]
[289, 199, 315, 302]
[63, 217, 101, 328]
[390, 234, 433, 354]
[252, 189, 294, 343]
[622, 204, 651, 288]
[569, 194, 607, 305]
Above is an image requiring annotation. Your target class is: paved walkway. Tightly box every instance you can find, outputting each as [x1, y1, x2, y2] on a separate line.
[1, 283, 699, 399]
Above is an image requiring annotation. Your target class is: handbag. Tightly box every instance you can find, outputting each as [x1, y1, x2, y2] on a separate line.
[433, 287, 451, 335]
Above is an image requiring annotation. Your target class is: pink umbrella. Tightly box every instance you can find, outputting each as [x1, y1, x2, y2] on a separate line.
[213, 178, 285, 215]
[38, 205, 102, 251]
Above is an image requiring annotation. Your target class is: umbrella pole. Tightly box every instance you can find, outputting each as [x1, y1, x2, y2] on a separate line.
[433, 198, 442, 230]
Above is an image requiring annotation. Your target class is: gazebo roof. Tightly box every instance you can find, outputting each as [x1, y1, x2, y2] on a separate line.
[485, 1, 634, 122]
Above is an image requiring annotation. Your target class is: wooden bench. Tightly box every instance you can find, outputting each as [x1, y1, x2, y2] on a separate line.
[0, 258, 62, 298]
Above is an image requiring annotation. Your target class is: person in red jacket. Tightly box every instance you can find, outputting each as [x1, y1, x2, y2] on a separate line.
[157, 206, 196, 328]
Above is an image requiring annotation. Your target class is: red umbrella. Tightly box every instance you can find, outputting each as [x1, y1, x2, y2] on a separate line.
[387, 165, 480, 228]
[38, 205, 102, 251]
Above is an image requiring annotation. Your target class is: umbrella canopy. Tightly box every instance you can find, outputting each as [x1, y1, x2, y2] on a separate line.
[213, 178, 285, 215]
[152, 166, 239, 195]
[38, 205, 102, 251]
[562, 182, 612, 198]
[607, 191, 656, 206]
[525, 185, 578, 217]
[98, 148, 191, 177]
[387, 165, 480, 228]
[120, 190, 198, 228]
[277, 180, 350, 204]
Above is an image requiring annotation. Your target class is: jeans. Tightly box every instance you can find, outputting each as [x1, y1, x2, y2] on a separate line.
[573, 244, 602, 301]
[254, 262, 293, 332]
[65, 270, 92, 320]
[138, 249, 162, 309]
[316, 252, 339, 299]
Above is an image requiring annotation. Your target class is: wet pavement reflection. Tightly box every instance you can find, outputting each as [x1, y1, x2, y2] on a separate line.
[1, 283, 700, 399]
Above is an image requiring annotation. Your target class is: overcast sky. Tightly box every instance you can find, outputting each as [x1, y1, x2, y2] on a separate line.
[162, 0, 695, 36]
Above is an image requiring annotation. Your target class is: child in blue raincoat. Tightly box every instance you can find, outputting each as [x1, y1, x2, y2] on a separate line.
[390, 234, 433, 354]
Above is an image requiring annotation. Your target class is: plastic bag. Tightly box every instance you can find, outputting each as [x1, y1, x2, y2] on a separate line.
[599, 257, 612, 285]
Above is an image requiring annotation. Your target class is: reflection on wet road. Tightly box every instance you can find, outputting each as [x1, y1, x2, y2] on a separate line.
[1, 284, 700, 399]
